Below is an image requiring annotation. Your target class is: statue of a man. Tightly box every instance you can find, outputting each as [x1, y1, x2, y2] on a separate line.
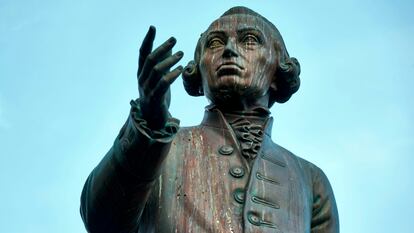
[80, 6, 339, 233]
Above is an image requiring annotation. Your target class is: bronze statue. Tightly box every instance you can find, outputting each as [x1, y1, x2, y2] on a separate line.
[80, 6, 339, 233]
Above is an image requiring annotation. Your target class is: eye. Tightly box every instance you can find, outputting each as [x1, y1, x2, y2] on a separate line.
[208, 37, 225, 49]
[242, 34, 260, 46]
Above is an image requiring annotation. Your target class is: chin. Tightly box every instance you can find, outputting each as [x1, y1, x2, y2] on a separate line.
[217, 74, 242, 83]
[207, 85, 262, 105]
[214, 75, 250, 90]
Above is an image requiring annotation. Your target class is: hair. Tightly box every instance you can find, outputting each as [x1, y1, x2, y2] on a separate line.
[182, 6, 301, 106]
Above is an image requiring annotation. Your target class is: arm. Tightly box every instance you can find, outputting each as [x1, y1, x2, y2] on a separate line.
[310, 166, 340, 233]
[80, 101, 179, 233]
[80, 26, 183, 233]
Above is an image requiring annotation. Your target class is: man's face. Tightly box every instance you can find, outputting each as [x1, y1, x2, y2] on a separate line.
[199, 14, 278, 104]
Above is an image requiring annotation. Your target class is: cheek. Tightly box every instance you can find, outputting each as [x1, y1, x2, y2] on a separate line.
[200, 55, 214, 77]
[252, 53, 276, 86]
[199, 57, 215, 93]
[254, 57, 270, 77]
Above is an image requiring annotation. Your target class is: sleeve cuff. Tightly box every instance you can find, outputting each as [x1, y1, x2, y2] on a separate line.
[129, 99, 180, 142]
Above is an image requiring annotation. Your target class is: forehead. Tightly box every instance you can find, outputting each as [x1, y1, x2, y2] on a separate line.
[206, 14, 273, 35]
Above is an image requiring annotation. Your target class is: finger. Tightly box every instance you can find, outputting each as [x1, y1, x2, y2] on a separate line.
[152, 66, 183, 98]
[139, 37, 176, 86]
[140, 50, 173, 97]
[138, 26, 156, 75]
[146, 51, 184, 90]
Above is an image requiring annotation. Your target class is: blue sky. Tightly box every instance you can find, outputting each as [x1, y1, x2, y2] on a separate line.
[1, 0, 413, 232]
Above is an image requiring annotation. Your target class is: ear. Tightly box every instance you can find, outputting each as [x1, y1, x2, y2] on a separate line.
[271, 56, 301, 104]
[182, 61, 204, 96]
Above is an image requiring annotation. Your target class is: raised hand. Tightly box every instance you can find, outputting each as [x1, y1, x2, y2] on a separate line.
[137, 26, 183, 130]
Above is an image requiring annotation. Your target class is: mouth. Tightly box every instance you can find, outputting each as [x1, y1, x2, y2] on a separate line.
[216, 62, 244, 77]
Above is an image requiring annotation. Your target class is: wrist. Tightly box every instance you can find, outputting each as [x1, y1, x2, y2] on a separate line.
[138, 98, 169, 130]
[130, 99, 179, 139]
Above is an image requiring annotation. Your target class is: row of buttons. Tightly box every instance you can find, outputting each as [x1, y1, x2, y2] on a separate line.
[219, 145, 246, 178]
[219, 145, 280, 230]
[219, 145, 247, 205]
[218, 145, 249, 209]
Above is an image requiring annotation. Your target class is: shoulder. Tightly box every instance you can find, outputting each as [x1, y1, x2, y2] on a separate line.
[272, 143, 334, 193]
[267, 141, 329, 183]
[268, 141, 316, 170]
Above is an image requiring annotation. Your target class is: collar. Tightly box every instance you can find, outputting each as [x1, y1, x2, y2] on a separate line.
[201, 105, 273, 138]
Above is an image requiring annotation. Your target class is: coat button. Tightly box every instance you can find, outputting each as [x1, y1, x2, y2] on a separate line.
[218, 145, 234, 155]
[233, 188, 245, 204]
[230, 167, 245, 178]
[247, 212, 261, 226]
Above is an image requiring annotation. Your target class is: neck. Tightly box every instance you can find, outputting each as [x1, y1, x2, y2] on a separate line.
[213, 93, 270, 113]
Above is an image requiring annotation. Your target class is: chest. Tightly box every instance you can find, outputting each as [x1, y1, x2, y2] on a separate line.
[152, 127, 312, 233]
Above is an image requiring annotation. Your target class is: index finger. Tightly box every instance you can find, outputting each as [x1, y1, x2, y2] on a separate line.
[138, 26, 156, 75]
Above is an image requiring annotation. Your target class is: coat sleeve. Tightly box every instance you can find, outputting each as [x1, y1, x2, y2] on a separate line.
[80, 99, 179, 233]
[310, 165, 340, 233]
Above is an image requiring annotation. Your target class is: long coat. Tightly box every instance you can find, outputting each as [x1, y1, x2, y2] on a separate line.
[80, 103, 339, 233]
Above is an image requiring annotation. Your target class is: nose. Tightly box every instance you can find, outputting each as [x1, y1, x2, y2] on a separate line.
[222, 39, 239, 58]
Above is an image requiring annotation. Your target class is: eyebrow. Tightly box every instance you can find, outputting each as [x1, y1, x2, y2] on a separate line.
[206, 26, 265, 36]
[236, 26, 265, 36]
[205, 30, 226, 37]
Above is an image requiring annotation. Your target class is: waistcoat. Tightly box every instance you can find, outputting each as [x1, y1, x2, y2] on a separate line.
[138, 108, 318, 233]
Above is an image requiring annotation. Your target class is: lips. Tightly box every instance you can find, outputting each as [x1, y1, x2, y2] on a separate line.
[216, 62, 244, 76]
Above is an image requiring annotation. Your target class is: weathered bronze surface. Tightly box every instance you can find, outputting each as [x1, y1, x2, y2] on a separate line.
[80, 6, 339, 233]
